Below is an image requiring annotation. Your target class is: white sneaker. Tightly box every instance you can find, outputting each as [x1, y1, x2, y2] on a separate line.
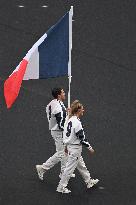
[36, 165, 45, 181]
[87, 179, 99, 188]
[59, 173, 75, 178]
[56, 185, 71, 194]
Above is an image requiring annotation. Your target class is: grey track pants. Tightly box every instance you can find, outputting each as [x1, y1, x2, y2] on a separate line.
[42, 131, 67, 173]
[58, 144, 91, 187]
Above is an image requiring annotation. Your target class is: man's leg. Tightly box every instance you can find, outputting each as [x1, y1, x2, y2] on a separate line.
[42, 131, 65, 169]
[77, 156, 99, 188]
[57, 146, 81, 193]
[36, 131, 65, 180]
[76, 156, 91, 183]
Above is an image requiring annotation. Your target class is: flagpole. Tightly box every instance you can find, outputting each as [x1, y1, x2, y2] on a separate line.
[68, 6, 73, 109]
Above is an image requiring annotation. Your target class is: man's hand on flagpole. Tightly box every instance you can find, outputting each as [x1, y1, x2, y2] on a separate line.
[66, 108, 71, 114]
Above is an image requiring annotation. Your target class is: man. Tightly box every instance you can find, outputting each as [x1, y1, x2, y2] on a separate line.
[57, 100, 99, 193]
[36, 88, 75, 180]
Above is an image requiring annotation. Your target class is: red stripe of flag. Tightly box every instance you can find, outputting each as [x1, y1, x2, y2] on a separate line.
[4, 59, 28, 109]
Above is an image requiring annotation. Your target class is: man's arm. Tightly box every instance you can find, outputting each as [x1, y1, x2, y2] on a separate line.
[46, 104, 50, 122]
[55, 112, 64, 131]
[76, 129, 92, 149]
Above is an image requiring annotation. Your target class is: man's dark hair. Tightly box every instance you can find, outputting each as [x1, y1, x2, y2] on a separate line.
[52, 88, 62, 99]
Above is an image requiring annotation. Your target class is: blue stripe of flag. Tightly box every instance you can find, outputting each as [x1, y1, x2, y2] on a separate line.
[38, 12, 69, 79]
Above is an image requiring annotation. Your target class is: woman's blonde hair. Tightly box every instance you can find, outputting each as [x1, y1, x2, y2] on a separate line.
[69, 100, 83, 118]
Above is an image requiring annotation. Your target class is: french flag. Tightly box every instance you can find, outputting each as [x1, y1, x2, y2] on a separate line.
[4, 8, 73, 109]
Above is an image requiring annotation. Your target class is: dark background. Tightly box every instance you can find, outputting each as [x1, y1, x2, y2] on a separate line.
[0, 0, 136, 204]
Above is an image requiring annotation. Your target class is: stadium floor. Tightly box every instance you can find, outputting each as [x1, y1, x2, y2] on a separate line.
[0, 1, 136, 205]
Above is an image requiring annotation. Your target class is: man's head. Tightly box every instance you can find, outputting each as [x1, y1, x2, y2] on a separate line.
[70, 100, 84, 118]
[52, 88, 66, 101]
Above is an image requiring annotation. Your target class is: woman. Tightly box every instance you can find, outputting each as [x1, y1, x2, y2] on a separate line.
[57, 100, 99, 193]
